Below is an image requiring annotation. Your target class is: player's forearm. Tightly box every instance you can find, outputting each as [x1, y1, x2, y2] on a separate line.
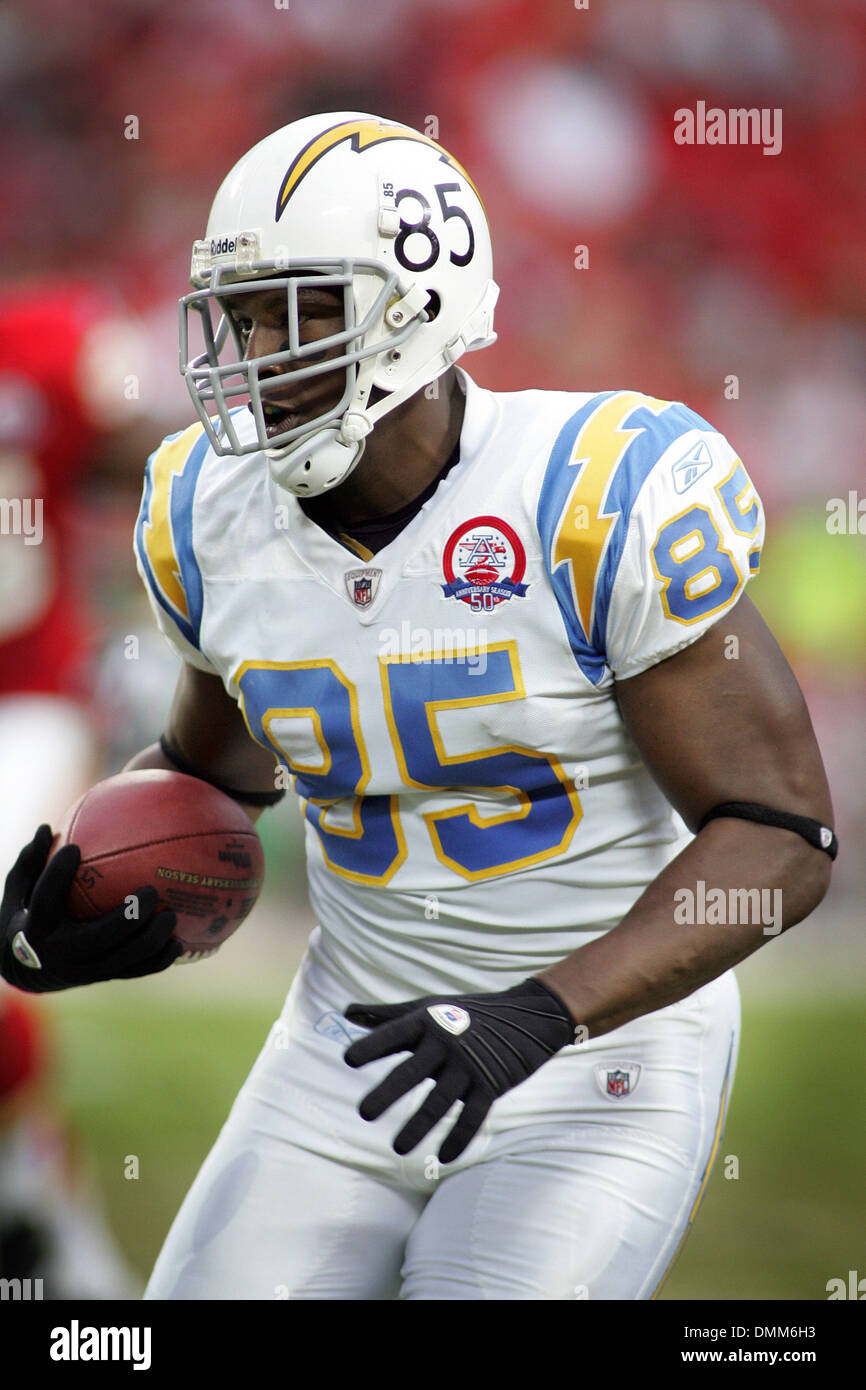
[123, 743, 267, 824]
[536, 816, 832, 1039]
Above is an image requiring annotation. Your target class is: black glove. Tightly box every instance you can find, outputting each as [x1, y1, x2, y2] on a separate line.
[1, 825, 182, 993]
[344, 977, 576, 1163]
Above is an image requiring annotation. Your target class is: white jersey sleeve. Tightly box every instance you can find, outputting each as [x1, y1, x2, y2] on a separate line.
[133, 423, 219, 674]
[536, 390, 764, 682]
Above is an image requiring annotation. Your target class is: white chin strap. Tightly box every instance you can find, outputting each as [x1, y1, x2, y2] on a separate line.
[266, 412, 371, 496]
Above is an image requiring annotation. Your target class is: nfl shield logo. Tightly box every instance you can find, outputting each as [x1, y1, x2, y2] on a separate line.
[594, 1062, 641, 1099]
[345, 567, 382, 608]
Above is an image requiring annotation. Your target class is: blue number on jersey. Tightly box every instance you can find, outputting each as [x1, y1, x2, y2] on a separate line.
[717, 460, 762, 572]
[236, 645, 582, 884]
[235, 660, 406, 886]
[651, 506, 742, 623]
[380, 642, 582, 880]
[651, 461, 762, 623]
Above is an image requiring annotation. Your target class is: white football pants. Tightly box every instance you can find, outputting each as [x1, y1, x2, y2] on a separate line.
[145, 940, 739, 1300]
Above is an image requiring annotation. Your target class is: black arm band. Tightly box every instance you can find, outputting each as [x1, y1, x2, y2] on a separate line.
[697, 801, 838, 860]
[159, 734, 286, 807]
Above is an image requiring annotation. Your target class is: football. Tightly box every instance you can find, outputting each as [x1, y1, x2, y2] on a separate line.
[51, 770, 266, 961]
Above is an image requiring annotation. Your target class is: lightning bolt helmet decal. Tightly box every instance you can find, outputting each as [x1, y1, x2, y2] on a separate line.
[275, 117, 482, 220]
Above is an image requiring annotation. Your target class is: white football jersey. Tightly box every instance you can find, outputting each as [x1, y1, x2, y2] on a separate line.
[134, 371, 764, 999]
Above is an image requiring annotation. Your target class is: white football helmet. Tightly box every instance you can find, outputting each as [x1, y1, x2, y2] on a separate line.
[180, 111, 499, 495]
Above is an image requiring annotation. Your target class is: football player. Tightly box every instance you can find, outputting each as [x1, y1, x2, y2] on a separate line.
[0, 280, 157, 1298]
[1, 114, 835, 1299]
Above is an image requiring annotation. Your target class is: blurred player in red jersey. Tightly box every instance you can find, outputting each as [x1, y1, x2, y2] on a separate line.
[0, 278, 156, 1298]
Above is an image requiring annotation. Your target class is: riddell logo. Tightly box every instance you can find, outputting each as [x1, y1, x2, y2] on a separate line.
[210, 237, 237, 256]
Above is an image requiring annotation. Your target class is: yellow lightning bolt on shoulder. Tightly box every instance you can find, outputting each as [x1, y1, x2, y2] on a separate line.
[141, 423, 203, 620]
[276, 118, 481, 220]
[552, 391, 669, 638]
